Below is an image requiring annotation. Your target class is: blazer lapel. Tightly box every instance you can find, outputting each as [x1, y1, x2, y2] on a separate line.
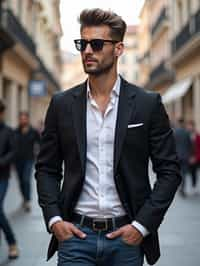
[114, 78, 136, 175]
[72, 81, 87, 174]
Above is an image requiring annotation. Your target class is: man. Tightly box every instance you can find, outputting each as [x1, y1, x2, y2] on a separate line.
[0, 100, 19, 259]
[35, 9, 181, 266]
[15, 111, 40, 212]
[174, 119, 192, 197]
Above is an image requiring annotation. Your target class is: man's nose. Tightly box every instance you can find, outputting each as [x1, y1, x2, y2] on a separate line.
[84, 43, 93, 53]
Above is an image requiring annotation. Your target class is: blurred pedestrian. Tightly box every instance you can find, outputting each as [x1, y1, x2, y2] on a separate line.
[174, 118, 192, 197]
[14, 111, 40, 212]
[187, 120, 200, 195]
[0, 99, 19, 259]
[35, 9, 181, 266]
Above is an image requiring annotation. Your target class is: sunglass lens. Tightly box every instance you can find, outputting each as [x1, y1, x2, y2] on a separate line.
[90, 39, 104, 51]
[75, 40, 86, 51]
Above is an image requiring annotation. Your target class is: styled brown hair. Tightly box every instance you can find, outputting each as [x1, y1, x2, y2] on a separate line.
[79, 8, 127, 41]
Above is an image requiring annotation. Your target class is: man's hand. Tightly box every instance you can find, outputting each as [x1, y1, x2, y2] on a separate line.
[106, 224, 143, 245]
[51, 221, 87, 242]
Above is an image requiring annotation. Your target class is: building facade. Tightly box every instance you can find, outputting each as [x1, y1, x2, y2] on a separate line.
[138, 0, 200, 129]
[166, 0, 200, 129]
[61, 51, 86, 90]
[138, 0, 151, 87]
[119, 25, 140, 85]
[146, 0, 174, 94]
[0, 0, 62, 128]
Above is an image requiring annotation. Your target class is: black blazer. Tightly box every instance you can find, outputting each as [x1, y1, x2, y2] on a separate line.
[0, 123, 15, 179]
[35, 78, 181, 265]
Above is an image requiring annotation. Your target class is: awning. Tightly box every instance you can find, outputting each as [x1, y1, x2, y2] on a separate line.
[162, 77, 192, 104]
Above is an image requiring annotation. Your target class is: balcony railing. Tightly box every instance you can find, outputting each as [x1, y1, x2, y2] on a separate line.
[149, 60, 174, 84]
[172, 8, 200, 53]
[145, 60, 174, 89]
[1, 9, 36, 55]
[0, 32, 14, 53]
[150, 61, 166, 81]
[0, 8, 60, 91]
[151, 7, 168, 36]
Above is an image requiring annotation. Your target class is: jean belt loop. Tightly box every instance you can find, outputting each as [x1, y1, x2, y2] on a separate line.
[80, 215, 85, 227]
[111, 217, 116, 230]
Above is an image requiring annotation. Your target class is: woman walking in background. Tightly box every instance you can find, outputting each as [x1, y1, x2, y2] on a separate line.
[187, 120, 200, 195]
[0, 100, 19, 259]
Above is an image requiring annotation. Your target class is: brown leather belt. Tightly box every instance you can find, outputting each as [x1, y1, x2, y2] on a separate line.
[71, 213, 130, 231]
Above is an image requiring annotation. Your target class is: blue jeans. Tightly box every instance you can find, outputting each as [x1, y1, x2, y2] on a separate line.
[0, 178, 16, 245]
[58, 223, 144, 266]
[15, 160, 33, 201]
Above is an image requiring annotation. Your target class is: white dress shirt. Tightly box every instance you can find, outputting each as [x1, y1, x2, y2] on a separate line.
[49, 76, 149, 237]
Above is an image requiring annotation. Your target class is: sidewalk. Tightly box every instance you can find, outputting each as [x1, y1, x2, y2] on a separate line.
[0, 170, 56, 266]
[0, 170, 200, 266]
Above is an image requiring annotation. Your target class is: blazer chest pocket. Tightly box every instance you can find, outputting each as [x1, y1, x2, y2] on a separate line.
[125, 122, 146, 146]
[126, 122, 144, 135]
[128, 123, 144, 129]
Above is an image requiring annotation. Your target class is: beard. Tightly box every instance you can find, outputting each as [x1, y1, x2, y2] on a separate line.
[82, 57, 115, 76]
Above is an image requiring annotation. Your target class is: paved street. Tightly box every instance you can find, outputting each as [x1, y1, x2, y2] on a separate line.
[0, 170, 56, 266]
[0, 170, 200, 266]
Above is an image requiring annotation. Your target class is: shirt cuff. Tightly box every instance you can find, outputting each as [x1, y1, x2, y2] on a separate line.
[48, 216, 63, 231]
[131, 221, 149, 237]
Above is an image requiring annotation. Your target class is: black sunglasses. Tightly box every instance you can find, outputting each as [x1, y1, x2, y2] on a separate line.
[74, 39, 119, 52]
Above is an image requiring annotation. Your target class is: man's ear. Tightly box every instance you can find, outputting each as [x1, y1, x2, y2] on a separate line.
[115, 42, 124, 57]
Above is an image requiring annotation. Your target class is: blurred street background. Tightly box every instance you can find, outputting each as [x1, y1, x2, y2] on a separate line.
[0, 0, 200, 265]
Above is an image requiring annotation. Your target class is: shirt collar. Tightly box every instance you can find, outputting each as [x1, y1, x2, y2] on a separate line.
[87, 75, 121, 99]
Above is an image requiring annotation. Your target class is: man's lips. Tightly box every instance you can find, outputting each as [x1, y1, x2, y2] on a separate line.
[84, 58, 97, 64]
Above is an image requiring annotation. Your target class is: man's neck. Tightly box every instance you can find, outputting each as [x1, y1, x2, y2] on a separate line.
[88, 70, 118, 97]
[20, 125, 30, 133]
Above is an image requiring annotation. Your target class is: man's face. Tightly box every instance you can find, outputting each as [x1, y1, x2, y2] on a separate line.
[19, 114, 29, 127]
[80, 25, 122, 75]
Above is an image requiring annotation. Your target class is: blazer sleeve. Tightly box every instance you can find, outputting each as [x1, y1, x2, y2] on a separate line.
[135, 94, 182, 233]
[35, 95, 63, 232]
[0, 128, 15, 167]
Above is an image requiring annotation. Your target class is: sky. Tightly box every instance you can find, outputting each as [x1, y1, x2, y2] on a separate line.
[60, 0, 145, 54]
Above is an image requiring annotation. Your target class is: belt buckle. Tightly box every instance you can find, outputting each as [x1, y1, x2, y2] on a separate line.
[93, 219, 108, 231]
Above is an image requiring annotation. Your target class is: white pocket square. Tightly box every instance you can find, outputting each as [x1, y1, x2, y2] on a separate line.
[128, 123, 144, 128]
